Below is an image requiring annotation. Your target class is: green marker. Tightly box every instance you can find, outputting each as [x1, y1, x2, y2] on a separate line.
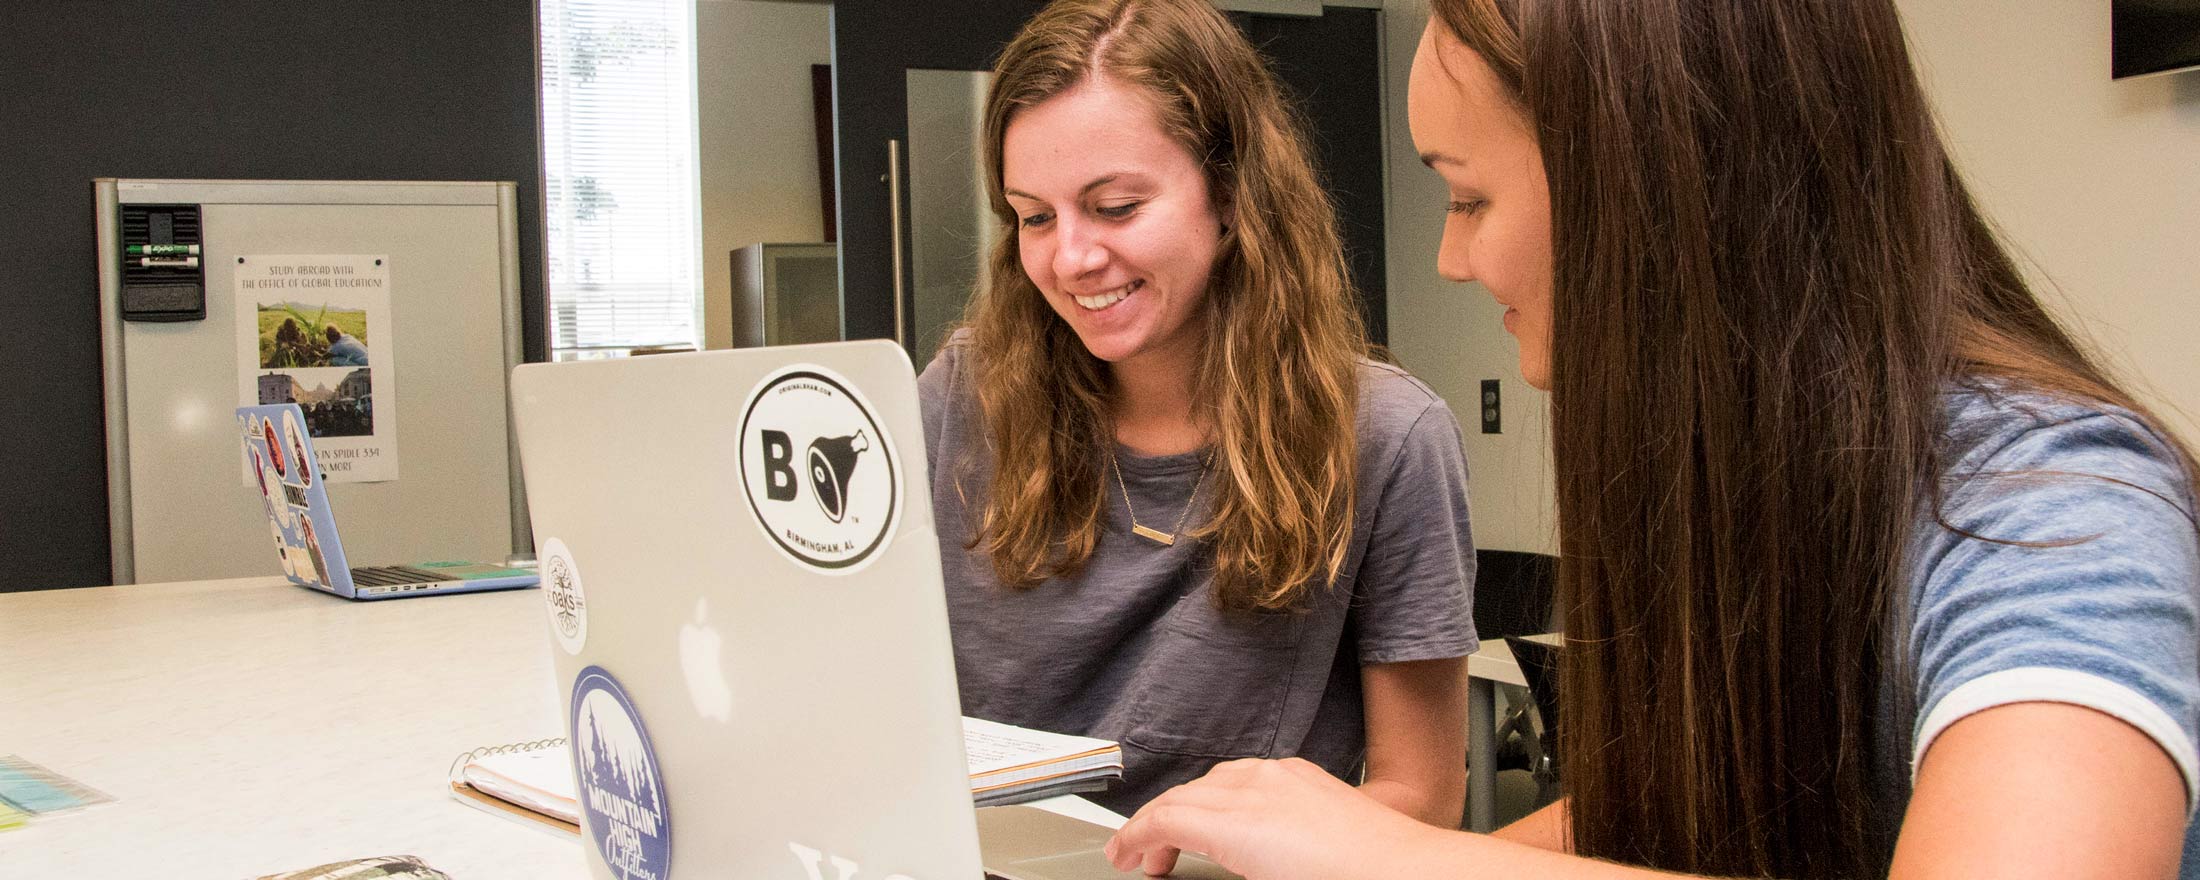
[126, 244, 200, 256]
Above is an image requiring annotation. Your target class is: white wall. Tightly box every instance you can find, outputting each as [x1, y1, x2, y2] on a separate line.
[1378, 0, 2200, 554]
[1379, 0, 1558, 553]
[1897, 0, 2200, 440]
[696, 0, 833, 351]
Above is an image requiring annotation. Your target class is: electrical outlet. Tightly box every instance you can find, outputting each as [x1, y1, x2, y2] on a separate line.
[1480, 379, 1501, 434]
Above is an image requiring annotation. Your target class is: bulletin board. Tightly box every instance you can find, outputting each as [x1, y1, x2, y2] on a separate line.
[95, 179, 529, 585]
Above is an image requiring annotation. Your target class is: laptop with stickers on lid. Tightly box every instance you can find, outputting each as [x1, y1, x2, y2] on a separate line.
[510, 341, 1239, 880]
[234, 403, 538, 600]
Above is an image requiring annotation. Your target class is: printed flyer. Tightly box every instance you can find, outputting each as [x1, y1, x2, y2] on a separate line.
[235, 254, 399, 483]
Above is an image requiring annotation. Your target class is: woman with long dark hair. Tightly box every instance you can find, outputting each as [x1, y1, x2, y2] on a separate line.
[920, 0, 1478, 821]
[1106, 1, 2200, 877]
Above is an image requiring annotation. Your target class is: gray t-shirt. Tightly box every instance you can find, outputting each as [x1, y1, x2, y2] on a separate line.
[918, 343, 1479, 813]
[1872, 384, 2200, 875]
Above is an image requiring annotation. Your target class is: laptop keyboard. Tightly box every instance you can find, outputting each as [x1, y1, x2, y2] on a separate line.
[349, 565, 449, 587]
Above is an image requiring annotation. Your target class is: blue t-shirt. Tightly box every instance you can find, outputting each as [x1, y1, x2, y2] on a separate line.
[1888, 383, 2200, 874]
[327, 334, 369, 366]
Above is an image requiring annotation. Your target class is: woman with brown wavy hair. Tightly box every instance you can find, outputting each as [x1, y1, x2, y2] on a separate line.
[1107, 0, 2200, 877]
[919, 0, 1478, 820]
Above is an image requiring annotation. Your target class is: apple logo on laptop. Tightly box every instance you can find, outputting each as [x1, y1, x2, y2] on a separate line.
[680, 598, 734, 722]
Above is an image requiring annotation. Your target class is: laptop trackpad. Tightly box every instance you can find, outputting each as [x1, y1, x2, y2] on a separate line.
[976, 806, 1240, 880]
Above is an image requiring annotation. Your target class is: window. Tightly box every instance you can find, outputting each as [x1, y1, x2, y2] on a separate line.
[539, 0, 704, 359]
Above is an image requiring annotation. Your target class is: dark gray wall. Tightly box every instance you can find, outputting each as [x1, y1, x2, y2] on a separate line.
[828, 0, 1049, 345]
[830, 2, 1387, 349]
[0, 2, 546, 591]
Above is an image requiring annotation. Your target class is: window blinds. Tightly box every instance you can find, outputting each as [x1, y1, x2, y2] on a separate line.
[539, 0, 704, 356]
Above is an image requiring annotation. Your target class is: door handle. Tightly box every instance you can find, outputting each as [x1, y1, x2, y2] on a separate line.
[886, 138, 909, 349]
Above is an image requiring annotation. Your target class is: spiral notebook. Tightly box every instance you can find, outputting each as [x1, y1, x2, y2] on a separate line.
[446, 739, 580, 836]
[449, 720, 1123, 837]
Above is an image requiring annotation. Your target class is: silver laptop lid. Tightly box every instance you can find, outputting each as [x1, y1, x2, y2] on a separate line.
[511, 341, 982, 880]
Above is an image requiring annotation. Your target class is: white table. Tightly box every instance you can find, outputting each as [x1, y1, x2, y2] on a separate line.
[0, 578, 1119, 878]
[1464, 633, 1563, 833]
[1, 578, 578, 878]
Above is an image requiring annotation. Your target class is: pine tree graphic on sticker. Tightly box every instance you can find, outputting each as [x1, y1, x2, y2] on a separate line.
[582, 700, 657, 803]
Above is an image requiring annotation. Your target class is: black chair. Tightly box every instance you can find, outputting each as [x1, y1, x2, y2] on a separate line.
[1470, 549, 1561, 814]
[1472, 549, 1557, 643]
[1505, 635, 1564, 805]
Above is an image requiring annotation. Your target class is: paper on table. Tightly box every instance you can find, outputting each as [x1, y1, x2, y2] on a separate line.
[0, 755, 114, 815]
[457, 716, 1121, 827]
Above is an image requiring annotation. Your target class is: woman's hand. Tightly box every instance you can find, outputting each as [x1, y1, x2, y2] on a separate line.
[1104, 757, 1441, 879]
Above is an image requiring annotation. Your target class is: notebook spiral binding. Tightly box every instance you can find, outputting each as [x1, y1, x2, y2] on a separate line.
[446, 737, 566, 780]
[446, 736, 579, 837]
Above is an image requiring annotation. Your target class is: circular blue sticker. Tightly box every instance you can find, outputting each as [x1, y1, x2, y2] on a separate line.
[570, 665, 672, 879]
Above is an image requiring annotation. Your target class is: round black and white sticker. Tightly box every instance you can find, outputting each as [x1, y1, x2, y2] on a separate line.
[541, 537, 588, 655]
[736, 365, 901, 575]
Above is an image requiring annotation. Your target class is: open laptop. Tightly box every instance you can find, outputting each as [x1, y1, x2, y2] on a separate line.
[510, 341, 1234, 880]
[235, 403, 539, 600]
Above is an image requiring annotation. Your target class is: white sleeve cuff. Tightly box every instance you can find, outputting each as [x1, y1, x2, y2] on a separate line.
[1912, 666, 2199, 812]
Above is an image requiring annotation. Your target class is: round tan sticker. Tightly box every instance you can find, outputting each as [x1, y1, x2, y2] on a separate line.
[541, 537, 588, 655]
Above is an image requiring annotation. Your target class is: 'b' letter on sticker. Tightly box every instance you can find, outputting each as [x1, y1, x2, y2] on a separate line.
[763, 430, 798, 501]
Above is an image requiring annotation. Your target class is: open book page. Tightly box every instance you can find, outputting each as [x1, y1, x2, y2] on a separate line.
[962, 717, 1122, 786]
